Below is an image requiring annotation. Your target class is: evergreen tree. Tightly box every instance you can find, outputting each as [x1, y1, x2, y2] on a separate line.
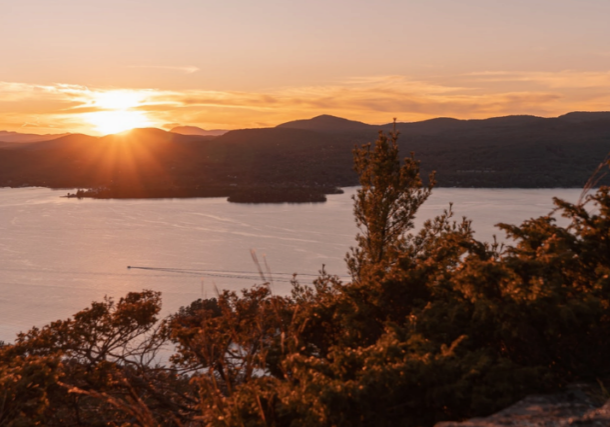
[347, 120, 435, 280]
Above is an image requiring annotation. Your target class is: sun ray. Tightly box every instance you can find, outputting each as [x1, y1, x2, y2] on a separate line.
[82, 90, 154, 135]
[85, 110, 153, 135]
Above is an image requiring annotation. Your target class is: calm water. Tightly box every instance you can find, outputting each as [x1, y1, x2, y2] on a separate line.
[0, 187, 582, 342]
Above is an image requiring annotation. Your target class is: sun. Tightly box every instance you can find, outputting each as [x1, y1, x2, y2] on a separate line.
[93, 91, 143, 110]
[84, 90, 154, 135]
[86, 110, 153, 135]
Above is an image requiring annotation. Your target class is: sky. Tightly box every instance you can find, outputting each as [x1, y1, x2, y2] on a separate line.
[1, 0, 610, 135]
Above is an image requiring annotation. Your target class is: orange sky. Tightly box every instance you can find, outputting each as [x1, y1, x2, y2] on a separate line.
[2, 0, 610, 135]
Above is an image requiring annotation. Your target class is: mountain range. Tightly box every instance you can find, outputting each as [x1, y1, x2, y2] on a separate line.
[169, 126, 228, 136]
[1, 112, 610, 202]
[0, 130, 70, 147]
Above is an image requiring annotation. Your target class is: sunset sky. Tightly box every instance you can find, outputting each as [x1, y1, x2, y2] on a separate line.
[2, 0, 610, 135]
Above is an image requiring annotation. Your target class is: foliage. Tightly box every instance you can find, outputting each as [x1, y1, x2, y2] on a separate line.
[0, 291, 191, 426]
[348, 123, 435, 277]
[1, 130, 610, 426]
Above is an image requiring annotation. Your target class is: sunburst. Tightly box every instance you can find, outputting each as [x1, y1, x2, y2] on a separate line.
[85, 90, 154, 135]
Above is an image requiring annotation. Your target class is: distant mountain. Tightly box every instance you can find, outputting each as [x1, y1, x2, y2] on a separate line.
[19, 134, 98, 151]
[19, 128, 199, 152]
[388, 115, 549, 136]
[391, 117, 466, 134]
[476, 115, 544, 126]
[0, 128, 219, 189]
[0, 130, 70, 143]
[0, 142, 20, 149]
[558, 111, 610, 122]
[102, 127, 196, 143]
[1, 112, 610, 201]
[277, 115, 373, 132]
[29, 128, 210, 148]
[170, 126, 228, 136]
[276, 114, 550, 135]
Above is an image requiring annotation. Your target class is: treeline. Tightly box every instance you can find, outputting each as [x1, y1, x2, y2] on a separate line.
[66, 185, 342, 204]
[2, 130, 610, 426]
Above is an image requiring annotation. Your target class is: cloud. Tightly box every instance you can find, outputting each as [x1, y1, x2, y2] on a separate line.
[2, 70, 610, 134]
[127, 65, 200, 74]
[21, 118, 42, 128]
[460, 70, 610, 90]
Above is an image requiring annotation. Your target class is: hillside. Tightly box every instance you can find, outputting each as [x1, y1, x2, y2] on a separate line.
[0, 130, 70, 143]
[1, 112, 610, 202]
[277, 114, 373, 132]
[169, 125, 228, 136]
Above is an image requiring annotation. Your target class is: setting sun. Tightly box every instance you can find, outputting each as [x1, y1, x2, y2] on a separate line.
[94, 91, 142, 110]
[85, 110, 153, 135]
[84, 90, 153, 134]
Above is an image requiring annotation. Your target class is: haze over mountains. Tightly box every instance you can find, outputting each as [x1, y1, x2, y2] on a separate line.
[0, 130, 70, 146]
[278, 112, 610, 133]
[169, 126, 228, 137]
[1, 112, 610, 202]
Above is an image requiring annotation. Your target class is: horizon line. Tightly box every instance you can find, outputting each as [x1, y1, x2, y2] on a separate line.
[6, 109, 610, 137]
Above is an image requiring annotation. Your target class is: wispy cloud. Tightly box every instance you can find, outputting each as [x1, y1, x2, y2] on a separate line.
[2, 70, 610, 134]
[462, 70, 610, 89]
[127, 65, 200, 74]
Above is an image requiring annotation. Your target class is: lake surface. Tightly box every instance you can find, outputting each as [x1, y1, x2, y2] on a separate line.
[0, 187, 583, 342]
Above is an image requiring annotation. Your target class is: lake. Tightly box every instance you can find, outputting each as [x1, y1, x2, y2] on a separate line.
[0, 186, 583, 342]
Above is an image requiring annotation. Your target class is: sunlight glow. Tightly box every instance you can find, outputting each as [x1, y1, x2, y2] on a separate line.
[81, 90, 154, 134]
[85, 110, 153, 135]
[93, 91, 144, 110]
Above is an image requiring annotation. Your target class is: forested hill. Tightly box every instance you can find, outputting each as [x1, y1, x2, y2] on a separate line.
[1, 112, 610, 201]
